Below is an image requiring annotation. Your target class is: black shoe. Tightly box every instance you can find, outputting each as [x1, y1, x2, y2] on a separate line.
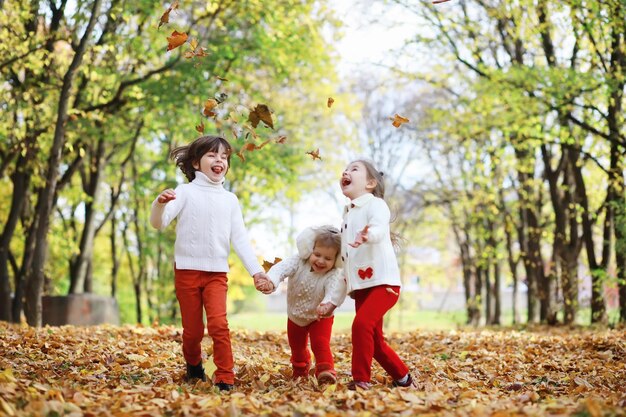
[392, 373, 415, 388]
[185, 362, 206, 382]
[215, 382, 234, 391]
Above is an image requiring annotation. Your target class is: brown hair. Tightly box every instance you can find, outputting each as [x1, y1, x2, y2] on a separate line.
[170, 136, 233, 182]
[314, 226, 341, 255]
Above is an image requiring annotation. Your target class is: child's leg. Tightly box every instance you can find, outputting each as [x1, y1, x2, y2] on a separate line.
[372, 286, 409, 380]
[309, 316, 335, 376]
[351, 285, 405, 382]
[287, 319, 311, 378]
[175, 268, 207, 367]
[201, 272, 234, 384]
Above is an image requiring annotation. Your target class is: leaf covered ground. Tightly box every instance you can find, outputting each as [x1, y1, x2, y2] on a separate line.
[0, 322, 625, 416]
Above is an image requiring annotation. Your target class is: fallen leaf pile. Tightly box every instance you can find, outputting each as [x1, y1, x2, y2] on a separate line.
[1, 322, 624, 416]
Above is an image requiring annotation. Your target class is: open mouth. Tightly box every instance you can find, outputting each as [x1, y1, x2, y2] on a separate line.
[211, 166, 224, 174]
[341, 178, 351, 187]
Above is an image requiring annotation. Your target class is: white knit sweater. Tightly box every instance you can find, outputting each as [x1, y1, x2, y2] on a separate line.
[150, 171, 263, 277]
[267, 255, 346, 327]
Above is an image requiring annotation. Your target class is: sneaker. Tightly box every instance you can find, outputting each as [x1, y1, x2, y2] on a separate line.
[215, 382, 234, 391]
[317, 370, 337, 384]
[391, 373, 415, 388]
[185, 362, 206, 382]
[347, 380, 371, 390]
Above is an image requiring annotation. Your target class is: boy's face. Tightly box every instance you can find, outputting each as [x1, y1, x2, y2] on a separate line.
[193, 144, 229, 182]
[308, 244, 337, 275]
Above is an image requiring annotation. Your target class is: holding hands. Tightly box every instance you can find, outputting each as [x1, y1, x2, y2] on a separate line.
[316, 302, 336, 318]
[253, 273, 274, 294]
[157, 189, 176, 203]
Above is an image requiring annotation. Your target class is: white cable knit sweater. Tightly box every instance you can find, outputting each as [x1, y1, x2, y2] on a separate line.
[150, 171, 263, 276]
[268, 255, 346, 327]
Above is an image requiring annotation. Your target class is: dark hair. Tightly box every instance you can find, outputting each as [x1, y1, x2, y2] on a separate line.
[353, 159, 385, 198]
[170, 136, 233, 182]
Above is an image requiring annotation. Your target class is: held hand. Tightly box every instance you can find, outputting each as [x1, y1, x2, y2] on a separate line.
[316, 302, 336, 318]
[253, 273, 274, 294]
[348, 225, 369, 248]
[157, 189, 176, 203]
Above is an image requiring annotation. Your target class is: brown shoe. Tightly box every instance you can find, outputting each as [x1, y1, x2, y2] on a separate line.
[347, 380, 371, 390]
[317, 370, 337, 384]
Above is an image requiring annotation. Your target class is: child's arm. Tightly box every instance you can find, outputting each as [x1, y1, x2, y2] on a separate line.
[229, 196, 266, 277]
[266, 255, 300, 292]
[150, 188, 182, 230]
[318, 269, 347, 317]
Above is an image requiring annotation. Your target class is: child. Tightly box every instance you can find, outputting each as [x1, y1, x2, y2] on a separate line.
[258, 226, 346, 384]
[150, 135, 270, 391]
[339, 159, 414, 390]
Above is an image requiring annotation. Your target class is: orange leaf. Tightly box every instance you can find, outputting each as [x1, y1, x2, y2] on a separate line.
[275, 135, 287, 144]
[166, 30, 188, 51]
[195, 120, 205, 133]
[158, 1, 179, 29]
[262, 257, 282, 272]
[203, 98, 218, 117]
[248, 104, 274, 129]
[306, 148, 321, 160]
[390, 114, 409, 128]
[327, 97, 335, 108]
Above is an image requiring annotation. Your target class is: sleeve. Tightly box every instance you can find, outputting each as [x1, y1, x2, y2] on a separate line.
[266, 255, 300, 291]
[322, 268, 347, 307]
[149, 186, 185, 230]
[230, 195, 264, 277]
[363, 199, 391, 244]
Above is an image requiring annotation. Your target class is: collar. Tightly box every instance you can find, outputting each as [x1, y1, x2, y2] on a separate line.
[350, 193, 374, 207]
[192, 171, 225, 187]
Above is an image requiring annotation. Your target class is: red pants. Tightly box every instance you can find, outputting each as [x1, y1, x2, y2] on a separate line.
[287, 317, 335, 378]
[175, 268, 234, 384]
[351, 285, 409, 382]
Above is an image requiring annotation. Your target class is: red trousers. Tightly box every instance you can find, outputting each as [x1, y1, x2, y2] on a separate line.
[287, 317, 335, 378]
[351, 285, 409, 382]
[175, 268, 234, 384]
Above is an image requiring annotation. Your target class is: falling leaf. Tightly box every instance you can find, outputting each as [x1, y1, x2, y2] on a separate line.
[390, 114, 409, 128]
[215, 75, 228, 81]
[248, 104, 274, 129]
[306, 149, 321, 160]
[158, 1, 179, 29]
[327, 97, 335, 108]
[274, 135, 287, 144]
[166, 30, 188, 51]
[386, 287, 399, 296]
[262, 257, 282, 272]
[195, 120, 205, 134]
[183, 38, 209, 60]
[203, 98, 218, 117]
[214, 92, 228, 103]
[433, 0, 452, 3]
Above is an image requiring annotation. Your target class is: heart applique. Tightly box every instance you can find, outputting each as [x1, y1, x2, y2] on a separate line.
[357, 267, 373, 280]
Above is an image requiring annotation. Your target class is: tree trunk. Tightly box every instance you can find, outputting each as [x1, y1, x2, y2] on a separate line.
[69, 135, 106, 294]
[24, 0, 102, 326]
[0, 166, 29, 321]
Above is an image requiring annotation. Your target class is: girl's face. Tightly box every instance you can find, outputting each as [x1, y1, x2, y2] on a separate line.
[308, 244, 337, 274]
[340, 161, 376, 200]
[193, 144, 229, 182]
